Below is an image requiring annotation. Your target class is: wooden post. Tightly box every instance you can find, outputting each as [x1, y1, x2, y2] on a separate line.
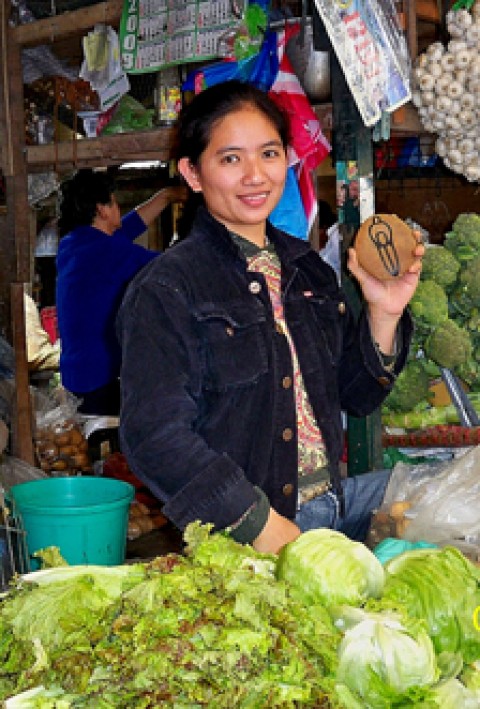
[10, 283, 35, 465]
[1, 5, 35, 465]
[330, 52, 384, 476]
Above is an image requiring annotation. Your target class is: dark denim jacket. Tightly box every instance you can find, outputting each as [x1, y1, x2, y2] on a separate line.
[118, 207, 412, 532]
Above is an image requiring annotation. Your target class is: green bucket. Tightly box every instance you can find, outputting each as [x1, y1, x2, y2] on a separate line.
[10, 476, 134, 569]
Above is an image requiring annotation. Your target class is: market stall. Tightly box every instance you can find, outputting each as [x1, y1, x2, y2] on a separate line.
[0, 0, 479, 704]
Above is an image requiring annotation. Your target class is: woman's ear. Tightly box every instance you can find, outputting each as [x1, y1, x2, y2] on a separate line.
[178, 158, 202, 193]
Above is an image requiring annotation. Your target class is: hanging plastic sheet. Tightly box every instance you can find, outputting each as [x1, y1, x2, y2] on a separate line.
[268, 23, 331, 235]
[182, 29, 279, 94]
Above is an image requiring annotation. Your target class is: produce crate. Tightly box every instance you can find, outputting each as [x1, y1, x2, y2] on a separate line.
[382, 425, 480, 449]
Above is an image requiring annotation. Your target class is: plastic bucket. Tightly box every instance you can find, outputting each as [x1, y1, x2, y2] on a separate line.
[10, 476, 134, 569]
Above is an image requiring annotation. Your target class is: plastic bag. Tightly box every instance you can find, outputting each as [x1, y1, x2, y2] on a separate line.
[100, 94, 154, 135]
[269, 166, 308, 239]
[373, 537, 438, 565]
[0, 456, 46, 493]
[34, 389, 92, 476]
[183, 28, 279, 94]
[372, 446, 480, 551]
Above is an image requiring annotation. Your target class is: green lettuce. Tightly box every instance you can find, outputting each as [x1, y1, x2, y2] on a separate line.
[383, 547, 480, 663]
[420, 677, 480, 708]
[276, 529, 385, 608]
[1, 526, 341, 706]
[334, 606, 439, 707]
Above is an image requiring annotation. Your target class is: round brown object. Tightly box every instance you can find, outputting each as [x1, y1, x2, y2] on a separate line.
[354, 214, 419, 280]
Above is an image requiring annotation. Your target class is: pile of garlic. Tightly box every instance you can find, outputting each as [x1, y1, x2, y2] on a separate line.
[411, 1, 480, 182]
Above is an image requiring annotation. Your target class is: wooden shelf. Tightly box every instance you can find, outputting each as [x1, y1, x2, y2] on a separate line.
[26, 125, 178, 171]
[24, 99, 426, 172]
[12, 0, 123, 48]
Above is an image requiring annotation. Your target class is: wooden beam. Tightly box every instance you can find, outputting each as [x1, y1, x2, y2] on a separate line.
[26, 126, 178, 171]
[12, 0, 123, 48]
[416, 0, 441, 23]
[10, 283, 35, 466]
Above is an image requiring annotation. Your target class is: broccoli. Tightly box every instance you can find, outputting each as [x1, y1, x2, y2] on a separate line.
[444, 212, 480, 263]
[457, 254, 480, 306]
[424, 319, 473, 370]
[420, 245, 460, 290]
[384, 359, 432, 413]
[409, 280, 449, 327]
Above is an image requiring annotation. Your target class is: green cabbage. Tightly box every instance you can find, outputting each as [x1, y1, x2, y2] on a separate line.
[276, 529, 385, 607]
[422, 677, 480, 709]
[335, 607, 439, 707]
[383, 547, 480, 663]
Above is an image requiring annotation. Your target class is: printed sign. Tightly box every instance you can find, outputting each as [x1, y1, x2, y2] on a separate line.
[120, 0, 238, 74]
[314, 0, 411, 126]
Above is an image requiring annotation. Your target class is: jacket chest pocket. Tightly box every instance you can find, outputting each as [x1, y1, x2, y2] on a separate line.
[287, 293, 345, 368]
[194, 302, 269, 390]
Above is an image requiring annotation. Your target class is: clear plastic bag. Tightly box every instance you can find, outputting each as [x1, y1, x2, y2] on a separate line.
[376, 446, 480, 549]
[34, 389, 92, 476]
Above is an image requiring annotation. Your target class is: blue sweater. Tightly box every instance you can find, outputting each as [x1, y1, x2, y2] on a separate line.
[56, 210, 159, 393]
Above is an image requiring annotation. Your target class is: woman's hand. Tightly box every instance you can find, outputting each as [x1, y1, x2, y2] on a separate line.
[252, 507, 301, 555]
[347, 235, 424, 354]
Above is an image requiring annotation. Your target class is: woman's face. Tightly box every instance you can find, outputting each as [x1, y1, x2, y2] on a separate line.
[178, 105, 287, 244]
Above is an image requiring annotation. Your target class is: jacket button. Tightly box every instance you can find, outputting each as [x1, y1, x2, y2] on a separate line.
[249, 281, 261, 294]
[282, 483, 294, 496]
[377, 376, 390, 387]
[225, 326, 234, 337]
[282, 376, 292, 389]
[282, 427, 293, 442]
[338, 301, 346, 314]
[275, 321, 285, 335]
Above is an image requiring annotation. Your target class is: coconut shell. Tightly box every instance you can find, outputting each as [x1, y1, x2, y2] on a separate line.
[354, 214, 419, 280]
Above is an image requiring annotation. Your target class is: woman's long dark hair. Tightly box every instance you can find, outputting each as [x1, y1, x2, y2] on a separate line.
[57, 169, 116, 237]
[175, 80, 290, 238]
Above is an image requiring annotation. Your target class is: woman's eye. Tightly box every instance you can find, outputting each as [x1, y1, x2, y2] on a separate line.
[263, 149, 281, 159]
[221, 154, 239, 164]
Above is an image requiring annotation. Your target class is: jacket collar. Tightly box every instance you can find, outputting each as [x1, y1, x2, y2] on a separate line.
[190, 206, 312, 266]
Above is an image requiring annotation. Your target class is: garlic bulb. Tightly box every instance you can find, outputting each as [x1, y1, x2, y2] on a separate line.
[412, 1, 480, 182]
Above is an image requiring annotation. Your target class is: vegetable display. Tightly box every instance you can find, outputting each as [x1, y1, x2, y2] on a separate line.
[383, 211, 480, 425]
[0, 524, 479, 707]
[411, 2, 480, 183]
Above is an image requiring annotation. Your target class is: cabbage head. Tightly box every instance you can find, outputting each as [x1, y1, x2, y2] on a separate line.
[383, 546, 480, 663]
[421, 677, 480, 709]
[336, 609, 439, 707]
[276, 529, 385, 608]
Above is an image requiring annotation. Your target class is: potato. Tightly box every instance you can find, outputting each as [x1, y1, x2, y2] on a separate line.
[136, 516, 155, 534]
[127, 520, 142, 540]
[55, 431, 72, 447]
[390, 501, 412, 520]
[51, 458, 68, 471]
[72, 452, 90, 469]
[59, 445, 76, 457]
[78, 439, 89, 452]
[69, 428, 84, 446]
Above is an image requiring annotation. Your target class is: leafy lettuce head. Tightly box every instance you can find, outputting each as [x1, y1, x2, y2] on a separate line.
[335, 608, 439, 706]
[276, 529, 385, 608]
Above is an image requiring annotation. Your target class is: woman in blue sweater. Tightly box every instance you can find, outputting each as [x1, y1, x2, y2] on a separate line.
[56, 169, 163, 415]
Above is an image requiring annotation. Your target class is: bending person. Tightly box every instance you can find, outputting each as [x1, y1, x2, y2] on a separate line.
[118, 81, 424, 554]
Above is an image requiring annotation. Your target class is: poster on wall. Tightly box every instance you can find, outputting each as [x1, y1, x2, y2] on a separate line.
[313, 0, 411, 126]
[119, 0, 238, 74]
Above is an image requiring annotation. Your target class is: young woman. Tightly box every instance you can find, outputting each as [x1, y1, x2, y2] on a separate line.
[118, 81, 423, 554]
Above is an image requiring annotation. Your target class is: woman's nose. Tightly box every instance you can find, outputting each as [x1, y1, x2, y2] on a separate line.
[242, 157, 265, 184]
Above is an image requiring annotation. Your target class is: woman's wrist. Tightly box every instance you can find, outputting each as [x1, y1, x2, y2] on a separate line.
[366, 308, 402, 356]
